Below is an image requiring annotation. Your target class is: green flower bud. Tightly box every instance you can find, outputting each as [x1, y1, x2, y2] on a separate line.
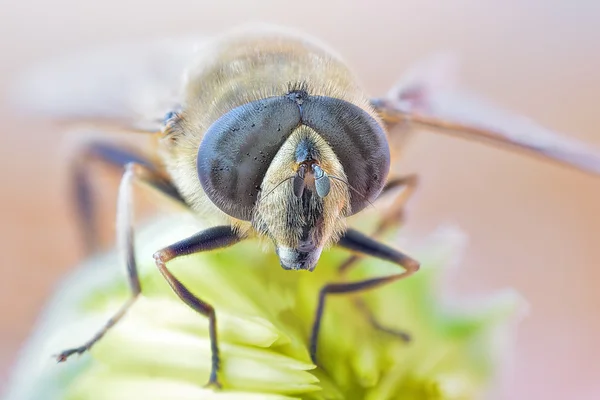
[3, 214, 525, 400]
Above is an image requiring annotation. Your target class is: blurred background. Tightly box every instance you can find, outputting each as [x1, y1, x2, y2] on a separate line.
[1, 1, 599, 399]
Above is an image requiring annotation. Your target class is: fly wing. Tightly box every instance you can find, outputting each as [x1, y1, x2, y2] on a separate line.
[378, 54, 600, 177]
[9, 37, 206, 133]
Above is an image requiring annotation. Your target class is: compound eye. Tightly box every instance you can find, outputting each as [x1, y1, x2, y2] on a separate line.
[197, 96, 301, 221]
[302, 97, 390, 214]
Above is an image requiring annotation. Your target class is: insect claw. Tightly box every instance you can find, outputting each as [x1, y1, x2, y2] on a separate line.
[204, 377, 223, 390]
[54, 346, 88, 363]
[55, 354, 67, 363]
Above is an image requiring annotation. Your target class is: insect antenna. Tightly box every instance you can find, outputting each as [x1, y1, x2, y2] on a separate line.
[328, 175, 376, 210]
[256, 176, 295, 205]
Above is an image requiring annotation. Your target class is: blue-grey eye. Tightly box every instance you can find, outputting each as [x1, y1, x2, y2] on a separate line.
[196, 92, 389, 220]
[302, 96, 389, 214]
[197, 97, 301, 221]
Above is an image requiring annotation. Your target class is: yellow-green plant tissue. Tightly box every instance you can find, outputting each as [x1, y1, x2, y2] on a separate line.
[3, 211, 526, 400]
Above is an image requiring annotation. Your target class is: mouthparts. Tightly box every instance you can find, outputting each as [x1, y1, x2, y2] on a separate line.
[276, 245, 323, 272]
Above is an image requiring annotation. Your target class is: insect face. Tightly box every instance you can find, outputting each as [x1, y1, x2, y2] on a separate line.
[196, 90, 391, 271]
[255, 125, 350, 271]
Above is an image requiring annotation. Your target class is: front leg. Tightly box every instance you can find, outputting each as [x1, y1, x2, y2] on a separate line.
[153, 226, 243, 388]
[338, 174, 419, 274]
[310, 229, 420, 363]
[56, 162, 181, 362]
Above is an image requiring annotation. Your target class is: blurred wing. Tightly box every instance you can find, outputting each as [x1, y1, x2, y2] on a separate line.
[378, 55, 600, 176]
[10, 37, 206, 132]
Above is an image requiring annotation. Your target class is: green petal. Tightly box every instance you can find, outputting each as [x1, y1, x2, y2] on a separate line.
[91, 320, 318, 394]
[65, 370, 300, 400]
[115, 296, 284, 348]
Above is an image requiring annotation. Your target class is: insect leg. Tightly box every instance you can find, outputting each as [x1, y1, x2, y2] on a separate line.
[310, 228, 420, 363]
[338, 174, 419, 274]
[153, 227, 243, 388]
[56, 162, 182, 362]
[334, 175, 418, 343]
[71, 141, 184, 253]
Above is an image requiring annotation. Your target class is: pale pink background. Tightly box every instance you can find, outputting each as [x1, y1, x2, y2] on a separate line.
[1, 1, 599, 399]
